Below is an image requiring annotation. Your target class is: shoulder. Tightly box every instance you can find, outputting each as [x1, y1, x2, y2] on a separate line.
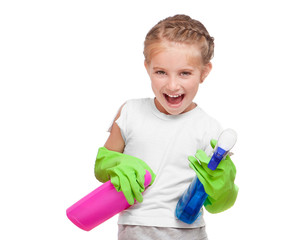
[197, 106, 220, 122]
[113, 98, 148, 118]
[194, 106, 223, 132]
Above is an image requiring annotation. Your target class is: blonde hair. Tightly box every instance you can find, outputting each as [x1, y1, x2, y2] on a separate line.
[144, 14, 214, 65]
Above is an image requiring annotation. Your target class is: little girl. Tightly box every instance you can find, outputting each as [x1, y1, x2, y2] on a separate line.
[95, 14, 238, 239]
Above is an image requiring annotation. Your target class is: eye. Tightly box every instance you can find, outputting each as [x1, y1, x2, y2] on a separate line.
[155, 70, 166, 75]
[180, 71, 191, 76]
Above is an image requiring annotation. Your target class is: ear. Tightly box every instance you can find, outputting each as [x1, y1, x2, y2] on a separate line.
[200, 62, 212, 83]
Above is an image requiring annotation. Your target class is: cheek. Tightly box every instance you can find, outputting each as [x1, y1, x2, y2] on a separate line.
[185, 79, 201, 93]
[151, 77, 163, 91]
[150, 79, 161, 96]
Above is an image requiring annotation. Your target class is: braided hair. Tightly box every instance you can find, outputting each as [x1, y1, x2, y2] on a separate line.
[144, 14, 214, 65]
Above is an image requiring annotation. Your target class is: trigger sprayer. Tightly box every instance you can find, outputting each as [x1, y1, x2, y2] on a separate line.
[175, 128, 237, 224]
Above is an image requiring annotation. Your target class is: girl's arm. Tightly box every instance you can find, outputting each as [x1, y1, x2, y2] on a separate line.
[104, 105, 125, 153]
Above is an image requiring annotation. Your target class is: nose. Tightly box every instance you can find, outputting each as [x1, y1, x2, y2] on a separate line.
[167, 75, 180, 91]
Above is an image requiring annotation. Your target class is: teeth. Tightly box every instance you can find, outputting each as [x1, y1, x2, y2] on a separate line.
[166, 94, 182, 98]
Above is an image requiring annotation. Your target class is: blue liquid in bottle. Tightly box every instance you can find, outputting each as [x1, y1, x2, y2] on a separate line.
[175, 176, 207, 224]
[175, 129, 237, 224]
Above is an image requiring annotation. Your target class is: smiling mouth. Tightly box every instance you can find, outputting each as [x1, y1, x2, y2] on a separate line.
[164, 93, 184, 105]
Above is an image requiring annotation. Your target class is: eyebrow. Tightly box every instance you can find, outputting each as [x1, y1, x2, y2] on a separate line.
[152, 66, 195, 71]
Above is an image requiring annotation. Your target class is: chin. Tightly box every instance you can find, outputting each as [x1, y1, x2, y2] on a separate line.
[162, 104, 189, 115]
[167, 108, 186, 115]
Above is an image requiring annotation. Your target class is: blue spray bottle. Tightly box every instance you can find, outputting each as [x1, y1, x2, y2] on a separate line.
[175, 128, 237, 224]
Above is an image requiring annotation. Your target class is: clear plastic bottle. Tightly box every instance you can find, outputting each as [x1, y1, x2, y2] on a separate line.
[175, 129, 237, 224]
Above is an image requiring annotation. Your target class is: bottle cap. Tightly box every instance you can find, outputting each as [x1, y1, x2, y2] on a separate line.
[208, 147, 227, 170]
[208, 156, 221, 170]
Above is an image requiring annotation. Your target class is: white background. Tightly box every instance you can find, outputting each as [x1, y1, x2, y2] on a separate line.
[1, 0, 294, 239]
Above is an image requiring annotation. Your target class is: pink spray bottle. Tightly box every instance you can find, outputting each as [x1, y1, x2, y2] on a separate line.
[66, 170, 152, 231]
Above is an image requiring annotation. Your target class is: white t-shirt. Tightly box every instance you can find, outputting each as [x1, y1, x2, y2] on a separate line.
[114, 98, 222, 228]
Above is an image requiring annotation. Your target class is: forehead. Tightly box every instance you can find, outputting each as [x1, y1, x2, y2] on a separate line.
[150, 41, 202, 67]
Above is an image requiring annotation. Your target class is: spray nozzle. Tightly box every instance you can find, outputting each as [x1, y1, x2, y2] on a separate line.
[208, 128, 237, 170]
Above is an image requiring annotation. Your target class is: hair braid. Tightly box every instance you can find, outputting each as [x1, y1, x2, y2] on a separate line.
[144, 14, 214, 64]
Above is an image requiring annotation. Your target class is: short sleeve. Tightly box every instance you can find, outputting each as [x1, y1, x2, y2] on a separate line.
[114, 103, 128, 142]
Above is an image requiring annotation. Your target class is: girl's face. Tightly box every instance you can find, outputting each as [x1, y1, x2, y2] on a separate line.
[145, 41, 212, 115]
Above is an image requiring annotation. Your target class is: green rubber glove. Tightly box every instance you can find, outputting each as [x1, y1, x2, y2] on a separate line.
[188, 140, 239, 213]
[94, 147, 156, 205]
